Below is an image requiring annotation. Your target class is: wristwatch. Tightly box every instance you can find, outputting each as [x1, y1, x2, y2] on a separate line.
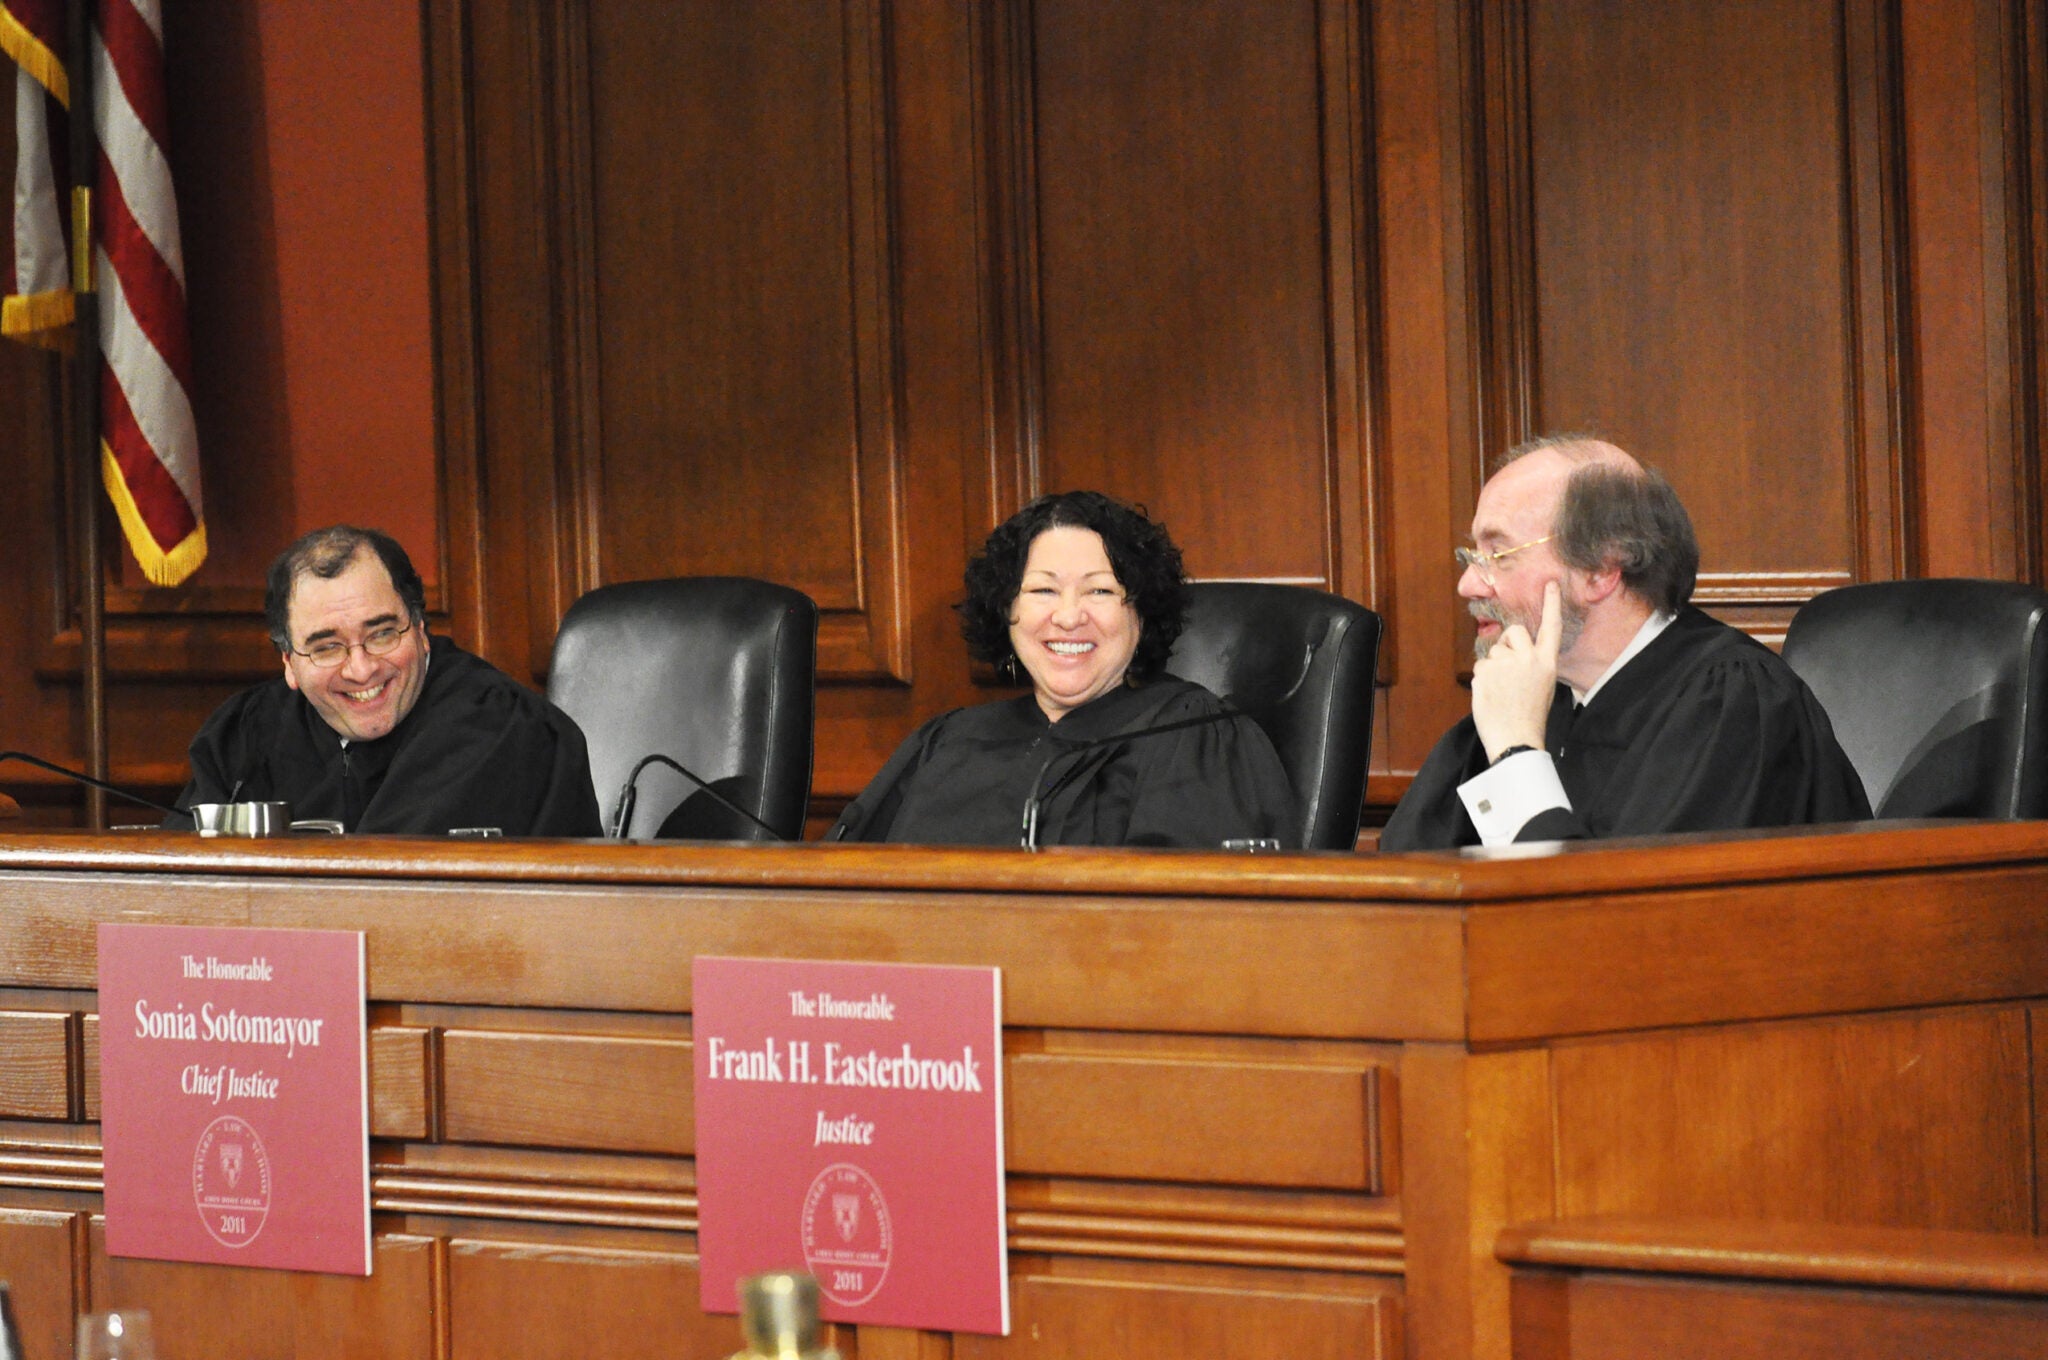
[1490, 744, 1538, 766]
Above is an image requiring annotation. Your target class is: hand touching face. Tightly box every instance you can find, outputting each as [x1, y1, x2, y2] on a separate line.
[1470, 579, 1564, 763]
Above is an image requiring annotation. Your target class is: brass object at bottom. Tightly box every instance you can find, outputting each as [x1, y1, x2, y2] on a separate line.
[731, 1271, 837, 1360]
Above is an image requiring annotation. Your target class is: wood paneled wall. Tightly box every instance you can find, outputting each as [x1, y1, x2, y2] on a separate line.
[0, 4, 439, 816]
[2, 0, 2044, 822]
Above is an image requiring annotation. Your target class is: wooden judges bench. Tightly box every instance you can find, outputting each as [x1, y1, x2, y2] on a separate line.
[0, 824, 2044, 1360]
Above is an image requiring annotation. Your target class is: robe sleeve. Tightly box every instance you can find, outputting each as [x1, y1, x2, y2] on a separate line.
[527, 709, 606, 836]
[828, 712, 953, 842]
[162, 687, 277, 829]
[1520, 653, 1870, 842]
[1117, 709, 1301, 849]
[1378, 721, 1490, 851]
[361, 679, 603, 837]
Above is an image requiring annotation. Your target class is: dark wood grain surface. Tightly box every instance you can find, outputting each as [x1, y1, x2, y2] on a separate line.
[1501, 1219, 2048, 1360]
[6, 0, 2042, 824]
[0, 825, 2044, 1358]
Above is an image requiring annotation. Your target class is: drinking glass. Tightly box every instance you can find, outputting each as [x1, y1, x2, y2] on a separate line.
[76, 1310, 155, 1360]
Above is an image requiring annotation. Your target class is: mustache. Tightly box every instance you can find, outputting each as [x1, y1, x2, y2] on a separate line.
[1469, 600, 1507, 626]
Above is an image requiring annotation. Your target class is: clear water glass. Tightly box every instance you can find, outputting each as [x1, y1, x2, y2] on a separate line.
[76, 1311, 156, 1360]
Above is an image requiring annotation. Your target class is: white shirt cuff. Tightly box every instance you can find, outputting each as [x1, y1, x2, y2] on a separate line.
[1456, 749, 1572, 846]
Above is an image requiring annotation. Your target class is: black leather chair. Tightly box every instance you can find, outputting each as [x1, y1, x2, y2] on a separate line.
[1781, 578, 2048, 818]
[1165, 583, 1382, 850]
[546, 578, 818, 841]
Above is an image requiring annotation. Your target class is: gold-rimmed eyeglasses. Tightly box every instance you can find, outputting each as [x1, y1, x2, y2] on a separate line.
[1454, 535, 1552, 584]
[290, 620, 414, 668]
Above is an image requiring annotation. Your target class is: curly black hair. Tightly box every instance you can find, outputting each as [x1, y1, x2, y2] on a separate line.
[957, 490, 1187, 684]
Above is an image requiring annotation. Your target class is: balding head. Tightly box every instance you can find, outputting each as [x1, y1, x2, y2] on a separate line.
[1488, 434, 1697, 614]
[1495, 435, 1642, 478]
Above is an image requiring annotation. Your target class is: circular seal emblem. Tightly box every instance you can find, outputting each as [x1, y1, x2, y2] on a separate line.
[800, 1163, 892, 1307]
[191, 1114, 273, 1249]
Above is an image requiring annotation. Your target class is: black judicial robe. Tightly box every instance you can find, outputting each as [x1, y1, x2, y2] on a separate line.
[831, 677, 1299, 849]
[1380, 607, 1870, 851]
[167, 636, 603, 837]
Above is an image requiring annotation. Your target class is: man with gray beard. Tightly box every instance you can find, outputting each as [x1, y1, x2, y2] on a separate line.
[1380, 436, 1867, 850]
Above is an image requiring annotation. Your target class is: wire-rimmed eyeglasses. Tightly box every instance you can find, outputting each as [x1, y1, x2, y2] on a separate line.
[289, 619, 414, 668]
[1453, 535, 1552, 584]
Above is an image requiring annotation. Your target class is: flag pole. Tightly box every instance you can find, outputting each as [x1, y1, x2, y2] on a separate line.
[66, 0, 106, 829]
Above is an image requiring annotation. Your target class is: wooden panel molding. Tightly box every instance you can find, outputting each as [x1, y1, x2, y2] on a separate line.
[2031, 1002, 2048, 1233]
[1500, 1220, 2048, 1360]
[91, 1225, 441, 1359]
[434, 0, 912, 684]
[82, 1013, 98, 1119]
[1509, 1269, 2048, 1360]
[581, 0, 910, 682]
[974, 0, 1385, 603]
[1469, 0, 1913, 613]
[0, 1012, 73, 1121]
[370, 1023, 433, 1141]
[446, 1234, 742, 1360]
[0, 1209, 84, 1360]
[957, 1256, 1402, 1360]
[2024, 0, 2048, 582]
[1550, 1007, 2033, 1231]
[1006, 1178, 1404, 1275]
[441, 1029, 694, 1154]
[1498, 1216, 2048, 1294]
[1007, 1034, 1391, 1191]
[9, 826, 2048, 1358]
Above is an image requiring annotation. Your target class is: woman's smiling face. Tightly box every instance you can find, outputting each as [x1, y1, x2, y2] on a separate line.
[1008, 526, 1141, 721]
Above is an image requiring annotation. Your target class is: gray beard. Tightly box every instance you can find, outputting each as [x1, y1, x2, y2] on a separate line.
[1469, 597, 1586, 661]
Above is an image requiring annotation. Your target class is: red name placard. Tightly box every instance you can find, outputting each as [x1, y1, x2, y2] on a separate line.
[98, 924, 370, 1275]
[694, 957, 1008, 1335]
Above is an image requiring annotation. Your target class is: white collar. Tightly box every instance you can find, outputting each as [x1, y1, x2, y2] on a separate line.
[1572, 610, 1675, 706]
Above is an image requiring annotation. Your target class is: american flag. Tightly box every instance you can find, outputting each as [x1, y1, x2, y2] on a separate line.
[4, 0, 205, 586]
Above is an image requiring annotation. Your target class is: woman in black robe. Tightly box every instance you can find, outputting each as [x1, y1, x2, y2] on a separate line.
[831, 492, 1297, 848]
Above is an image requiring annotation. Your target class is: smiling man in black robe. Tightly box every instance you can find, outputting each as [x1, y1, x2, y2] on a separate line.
[1380, 436, 1868, 851]
[167, 526, 602, 836]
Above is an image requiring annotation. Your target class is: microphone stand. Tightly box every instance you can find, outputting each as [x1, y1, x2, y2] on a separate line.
[0, 751, 181, 817]
[1018, 707, 1240, 851]
[610, 753, 785, 841]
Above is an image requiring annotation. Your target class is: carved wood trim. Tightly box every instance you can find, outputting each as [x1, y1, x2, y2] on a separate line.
[423, 0, 490, 657]
[516, 0, 917, 680]
[423, 1, 590, 681]
[0, 1012, 72, 1121]
[1690, 571, 1857, 605]
[2016, 0, 2048, 582]
[1318, 0, 1393, 683]
[971, 0, 1384, 624]
[832, 0, 914, 683]
[970, 0, 1043, 541]
[1466, 0, 1915, 626]
[0, 1135, 1407, 1273]
[548, 1, 605, 622]
[1468, 0, 1537, 463]
[1841, 0, 1913, 581]
[1318, 0, 1366, 602]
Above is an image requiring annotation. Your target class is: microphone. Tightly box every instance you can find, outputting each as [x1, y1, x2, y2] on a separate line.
[609, 753, 787, 842]
[1019, 706, 1242, 850]
[0, 751, 182, 817]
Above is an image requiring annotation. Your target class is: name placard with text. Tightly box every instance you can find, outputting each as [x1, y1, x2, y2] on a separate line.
[98, 924, 370, 1275]
[693, 956, 1008, 1335]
